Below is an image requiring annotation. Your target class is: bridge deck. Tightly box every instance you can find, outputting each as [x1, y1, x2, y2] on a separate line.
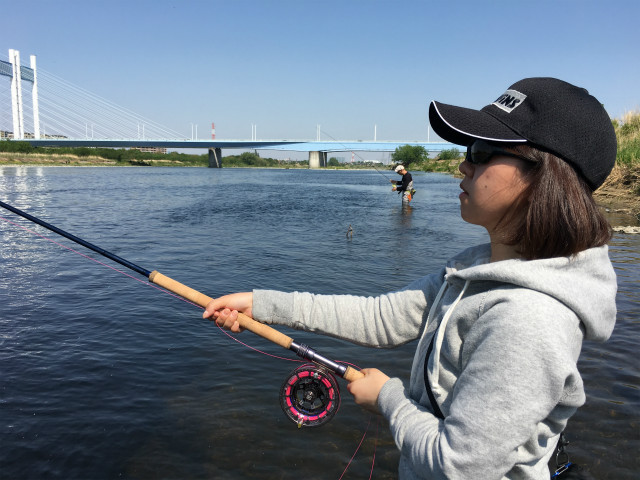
[23, 139, 462, 152]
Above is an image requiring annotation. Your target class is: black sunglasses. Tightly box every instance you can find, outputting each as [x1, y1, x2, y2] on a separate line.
[465, 140, 532, 165]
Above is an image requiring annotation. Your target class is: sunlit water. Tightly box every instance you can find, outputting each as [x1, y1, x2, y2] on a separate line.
[1, 167, 638, 479]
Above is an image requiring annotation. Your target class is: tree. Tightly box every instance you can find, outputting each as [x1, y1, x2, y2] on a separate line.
[0, 140, 33, 153]
[328, 157, 340, 167]
[391, 145, 429, 169]
[439, 148, 462, 160]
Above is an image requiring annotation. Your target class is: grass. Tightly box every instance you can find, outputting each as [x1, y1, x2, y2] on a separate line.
[613, 110, 640, 167]
[596, 111, 640, 218]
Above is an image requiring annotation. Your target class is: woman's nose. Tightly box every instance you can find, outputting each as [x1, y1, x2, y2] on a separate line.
[459, 159, 472, 176]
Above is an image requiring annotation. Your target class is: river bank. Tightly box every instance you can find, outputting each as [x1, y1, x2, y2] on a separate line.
[1, 152, 638, 226]
[593, 164, 640, 222]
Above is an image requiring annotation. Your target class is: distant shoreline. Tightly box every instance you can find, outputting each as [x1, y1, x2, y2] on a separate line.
[1, 152, 637, 224]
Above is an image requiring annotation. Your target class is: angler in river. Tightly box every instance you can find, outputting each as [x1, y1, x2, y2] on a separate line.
[204, 77, 618, 479]
[390, 164, 415, 203]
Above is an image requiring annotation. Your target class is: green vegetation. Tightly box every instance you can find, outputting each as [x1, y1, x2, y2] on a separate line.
[0, 142, 313, 168]
[0, 141, 209, 166]
[389, 144, 462, 175]
[390, 145, 430, 169]
[438, 148, 463, 161]
[612, 111, 640, 168]
[600, 111, 640, 206]
[221, 151, 308, 168]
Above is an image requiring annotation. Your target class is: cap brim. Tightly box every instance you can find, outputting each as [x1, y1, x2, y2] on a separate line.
[429, 101, 527, 146]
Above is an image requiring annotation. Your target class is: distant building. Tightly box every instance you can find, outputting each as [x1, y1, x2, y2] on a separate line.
[0, 131, 67, 140]
[131, 146, 167, 154]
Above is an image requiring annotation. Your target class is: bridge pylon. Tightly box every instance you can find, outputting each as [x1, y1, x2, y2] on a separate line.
[208, 147, 222, 168]
[1, 49, 40, 140]
[309, 151, 327, 168]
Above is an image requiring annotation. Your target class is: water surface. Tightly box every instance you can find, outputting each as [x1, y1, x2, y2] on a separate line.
[1, 167, 638, 479]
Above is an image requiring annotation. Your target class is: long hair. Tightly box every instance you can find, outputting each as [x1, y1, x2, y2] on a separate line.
[499, 145, 612, 260]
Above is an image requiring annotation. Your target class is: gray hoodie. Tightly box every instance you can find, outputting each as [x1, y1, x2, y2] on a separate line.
[253, 243, 617, 479]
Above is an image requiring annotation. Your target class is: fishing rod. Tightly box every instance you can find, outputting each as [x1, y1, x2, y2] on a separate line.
[0, 199, 364, 427]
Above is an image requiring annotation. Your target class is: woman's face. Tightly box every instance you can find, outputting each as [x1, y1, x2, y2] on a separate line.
[458, 154, 532, 236]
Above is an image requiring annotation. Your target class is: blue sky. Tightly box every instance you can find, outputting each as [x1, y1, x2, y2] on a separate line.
[3, 0, 639, 146]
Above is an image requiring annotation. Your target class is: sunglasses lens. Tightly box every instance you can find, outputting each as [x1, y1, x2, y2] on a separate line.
[467, 143, 491, 164]
[466, 140, 525, 165]
[465, 149, 473, 163]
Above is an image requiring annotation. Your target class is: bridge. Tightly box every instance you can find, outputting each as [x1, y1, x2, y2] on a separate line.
[1, 49, 461, 168]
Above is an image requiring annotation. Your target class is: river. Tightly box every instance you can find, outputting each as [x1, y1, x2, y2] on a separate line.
[1, 166, 638, 479]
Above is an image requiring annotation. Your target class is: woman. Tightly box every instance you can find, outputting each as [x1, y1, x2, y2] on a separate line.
[203, 78, 618, 479]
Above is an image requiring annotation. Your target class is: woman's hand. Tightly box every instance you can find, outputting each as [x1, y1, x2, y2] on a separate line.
[346, 368, 390, 414]
[202, 292, 253, 332]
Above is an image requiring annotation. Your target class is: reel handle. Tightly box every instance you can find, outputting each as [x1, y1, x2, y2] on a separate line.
[149, 270, 294, 349]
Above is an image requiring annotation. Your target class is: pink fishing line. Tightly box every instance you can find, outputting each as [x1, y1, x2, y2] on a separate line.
[2, 214, 299, 362]
[1, 213, 379, 477]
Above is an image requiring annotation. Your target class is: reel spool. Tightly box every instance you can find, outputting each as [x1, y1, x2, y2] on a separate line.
[280, 363, 340, 427]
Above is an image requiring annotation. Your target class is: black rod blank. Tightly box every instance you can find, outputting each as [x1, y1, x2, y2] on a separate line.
[0, 200, 152, 278]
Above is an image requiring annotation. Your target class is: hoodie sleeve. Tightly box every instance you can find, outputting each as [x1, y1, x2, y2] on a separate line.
[252, 271, 446, 348]
[378, 288, 586, 479]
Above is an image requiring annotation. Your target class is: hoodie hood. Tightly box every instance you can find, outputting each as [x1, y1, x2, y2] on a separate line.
[445, 244, 617, 341]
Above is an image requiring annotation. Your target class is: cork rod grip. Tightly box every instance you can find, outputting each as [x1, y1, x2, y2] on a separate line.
[343, 366, 365, 382]
[148, 270, 294, 349]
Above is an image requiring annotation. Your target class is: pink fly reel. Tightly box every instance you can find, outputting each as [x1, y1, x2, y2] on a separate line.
[280, 364, 340, 427]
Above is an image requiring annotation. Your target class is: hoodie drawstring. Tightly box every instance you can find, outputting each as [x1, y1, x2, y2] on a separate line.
[425, 280, 470, 405]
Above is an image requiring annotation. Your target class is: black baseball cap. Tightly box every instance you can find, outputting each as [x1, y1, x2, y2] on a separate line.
[429, 77, 617, 190]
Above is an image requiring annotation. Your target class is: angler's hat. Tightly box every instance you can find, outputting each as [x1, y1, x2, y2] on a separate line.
[395, 165, 405, 172]
[428, 77, 617, 190]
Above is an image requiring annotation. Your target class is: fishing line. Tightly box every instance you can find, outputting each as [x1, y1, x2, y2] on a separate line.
[0, 201, 365, 417]
[369, 417, 379, 479]
[338, 415, 372, 480]
[0, 212, 300, 364]
[0, 205, 366, 373]
[1, 201, 380, 474]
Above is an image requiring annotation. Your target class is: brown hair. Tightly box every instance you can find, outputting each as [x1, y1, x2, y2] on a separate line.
[499, 145, 612, 260]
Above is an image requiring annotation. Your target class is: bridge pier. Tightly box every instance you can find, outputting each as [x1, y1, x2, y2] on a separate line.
[308, 151, 327, 169]
[208, 147, 222, 168]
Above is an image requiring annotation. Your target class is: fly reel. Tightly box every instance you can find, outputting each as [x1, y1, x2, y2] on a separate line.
[280, 363, 340, 427]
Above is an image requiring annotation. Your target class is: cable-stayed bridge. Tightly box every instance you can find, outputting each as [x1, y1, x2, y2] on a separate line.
[1, 49, 460, 168]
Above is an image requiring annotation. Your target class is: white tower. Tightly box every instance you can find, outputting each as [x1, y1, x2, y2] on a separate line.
[5, 49, 40, 140]
[9, 49, 24, 139]
[30, 55, 40, 139]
